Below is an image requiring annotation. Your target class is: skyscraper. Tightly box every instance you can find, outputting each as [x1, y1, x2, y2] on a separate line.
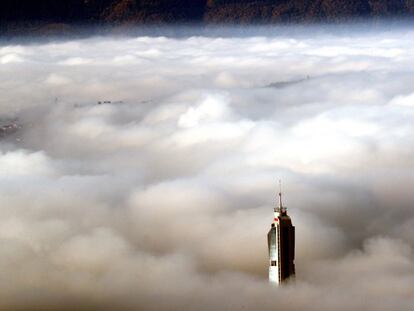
[267, 183, 295, 285]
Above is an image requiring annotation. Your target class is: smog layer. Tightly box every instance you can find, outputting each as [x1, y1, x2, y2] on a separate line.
[1, 25, 414, 310]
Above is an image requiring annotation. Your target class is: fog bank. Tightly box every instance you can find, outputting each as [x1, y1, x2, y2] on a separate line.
[1, 25, 414, 310]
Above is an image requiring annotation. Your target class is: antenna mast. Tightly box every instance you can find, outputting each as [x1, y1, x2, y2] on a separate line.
[279, 180, 283, 209]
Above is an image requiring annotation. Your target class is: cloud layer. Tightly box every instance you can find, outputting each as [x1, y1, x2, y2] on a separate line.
[1, 25, 414, 310]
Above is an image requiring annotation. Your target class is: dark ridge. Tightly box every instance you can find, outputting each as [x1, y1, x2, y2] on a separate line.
[1, 0, 414, 36]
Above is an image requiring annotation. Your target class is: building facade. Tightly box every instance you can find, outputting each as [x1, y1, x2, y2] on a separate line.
[267, 188, 295, 285]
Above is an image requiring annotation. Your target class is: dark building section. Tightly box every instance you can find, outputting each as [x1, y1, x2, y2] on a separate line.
[279, 218, 295, 280]
[0, 118, 21, 140]
[267, 186, 295, 285]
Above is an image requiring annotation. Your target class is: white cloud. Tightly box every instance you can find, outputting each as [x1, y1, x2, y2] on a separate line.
[389, 92, 414, 107]
[0, 53, 24, 64]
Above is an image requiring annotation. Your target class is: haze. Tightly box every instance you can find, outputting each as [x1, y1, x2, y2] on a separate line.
[1, 24, 414, 310]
